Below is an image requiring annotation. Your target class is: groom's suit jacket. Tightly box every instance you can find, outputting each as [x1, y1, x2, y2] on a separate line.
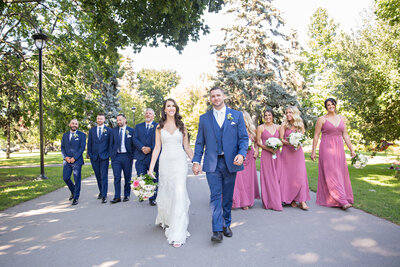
[133, 121, 157, 163]
[193, 107, 248, 173]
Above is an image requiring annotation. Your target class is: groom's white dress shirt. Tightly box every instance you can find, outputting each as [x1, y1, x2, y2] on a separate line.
[213, 106, 226, 128]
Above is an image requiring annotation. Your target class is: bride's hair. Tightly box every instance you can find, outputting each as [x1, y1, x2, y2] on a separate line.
[158, 98, 185, 135]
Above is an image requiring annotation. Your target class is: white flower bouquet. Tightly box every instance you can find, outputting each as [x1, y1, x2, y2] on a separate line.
[288, 132, 306, 150]
[351, 153, 368, 169]
[248, 138, 253, 151]
[265, 137, 282, 159]
[131, 173, 157, 201]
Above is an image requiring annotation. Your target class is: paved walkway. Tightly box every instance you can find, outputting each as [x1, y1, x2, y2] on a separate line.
[0, 161, 400, 267]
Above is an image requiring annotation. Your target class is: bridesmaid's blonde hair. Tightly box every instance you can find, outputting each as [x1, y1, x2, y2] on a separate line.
[242, 111, 256, 139]
[283, 106, 304, 131]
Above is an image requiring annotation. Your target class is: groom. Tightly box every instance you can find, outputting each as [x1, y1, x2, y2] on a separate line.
[192, 86, 248, 242]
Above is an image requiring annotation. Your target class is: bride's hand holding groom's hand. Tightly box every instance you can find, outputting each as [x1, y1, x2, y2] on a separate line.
[233, 154, 244, 166]
[192, 163, 202, 175]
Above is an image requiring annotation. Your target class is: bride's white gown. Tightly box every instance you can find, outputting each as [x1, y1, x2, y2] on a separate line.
[156, 129, 190, 244]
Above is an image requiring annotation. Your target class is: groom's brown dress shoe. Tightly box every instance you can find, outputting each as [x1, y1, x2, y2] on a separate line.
[211, 232, 223, 242]
[223, 227, 233, 237]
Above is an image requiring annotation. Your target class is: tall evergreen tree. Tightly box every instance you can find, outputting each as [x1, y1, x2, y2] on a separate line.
[213, 0, 311, 125]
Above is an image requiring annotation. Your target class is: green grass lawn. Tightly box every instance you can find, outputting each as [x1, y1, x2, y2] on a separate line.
[0, 152, 90, 167]
[0, 165, 94, 211]
[256, 152, 400, 225]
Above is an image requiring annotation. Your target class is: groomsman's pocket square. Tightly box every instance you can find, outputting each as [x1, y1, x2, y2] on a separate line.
[127, 135, 132, 138]
[231, 121, 236, 125]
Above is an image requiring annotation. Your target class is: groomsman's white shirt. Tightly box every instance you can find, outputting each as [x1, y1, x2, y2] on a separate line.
[145, 122, 153, 129]
[119, 126, 127, 153]
[213, 106, 226, 128]
[69, 131, 76, 141]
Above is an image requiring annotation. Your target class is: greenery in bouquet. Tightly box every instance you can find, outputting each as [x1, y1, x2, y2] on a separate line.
[351, 153, 368, 169]
[131, 173, 158, 201]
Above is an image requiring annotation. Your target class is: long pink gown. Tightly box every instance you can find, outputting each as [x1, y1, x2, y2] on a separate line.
[232, 137, 260, 209]
[259, 129, 282, 211]
[279, 128, 310, 203]
[316, 120, 354, 207]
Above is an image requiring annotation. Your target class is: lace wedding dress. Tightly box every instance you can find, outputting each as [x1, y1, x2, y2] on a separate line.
[156, 129, 190, 245]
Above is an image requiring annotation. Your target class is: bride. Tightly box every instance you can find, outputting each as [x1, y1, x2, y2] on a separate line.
[148, 98, 194, 248]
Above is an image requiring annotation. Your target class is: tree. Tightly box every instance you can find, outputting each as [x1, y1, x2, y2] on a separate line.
[375, 0, 400, 26]
[136, 69, 181, 120]
[333, 15, 400, 145]
[213, 0, 312, 126]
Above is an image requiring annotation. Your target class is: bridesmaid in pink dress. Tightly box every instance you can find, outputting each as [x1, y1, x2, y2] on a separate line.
[232, 111, 260, 210]
[256, 108, 282, 211]
[311, 98, 355, 210]
[279, 106, 310, 210]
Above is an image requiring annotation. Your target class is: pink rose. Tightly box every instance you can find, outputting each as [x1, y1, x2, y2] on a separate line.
[133, 180, 140, 188]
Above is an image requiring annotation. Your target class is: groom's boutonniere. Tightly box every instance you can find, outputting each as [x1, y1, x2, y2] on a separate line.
[227, 113, 233, 121]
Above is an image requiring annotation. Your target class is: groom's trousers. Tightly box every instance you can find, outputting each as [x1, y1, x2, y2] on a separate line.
[206, 155, 237, 232]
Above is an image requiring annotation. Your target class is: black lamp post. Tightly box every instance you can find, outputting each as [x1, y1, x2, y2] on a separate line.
[131, 106, 136, 127]
[32, 30, 48, 179]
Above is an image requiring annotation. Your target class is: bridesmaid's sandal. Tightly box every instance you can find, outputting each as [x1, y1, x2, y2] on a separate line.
[290, 201, 298, 208]
[299, 202, 309, 211]
[173, 242, 182, 248]
[242, 206, 249, 210]
[342, 204, 352, 210]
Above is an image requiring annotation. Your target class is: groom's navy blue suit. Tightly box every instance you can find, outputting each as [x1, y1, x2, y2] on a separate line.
[193, 107, 248, 232]
[61, 130, 86, 200]
[110, 126, 135, 199]
[87, 125, 111, 198]
[133, 121, 159, 201]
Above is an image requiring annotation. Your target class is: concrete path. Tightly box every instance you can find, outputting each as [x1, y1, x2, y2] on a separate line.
[1, 161, 400, 267]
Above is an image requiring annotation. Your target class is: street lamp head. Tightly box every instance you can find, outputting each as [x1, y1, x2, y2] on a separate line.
[131, 106, 136, 113]
[32, 30, 48, 50]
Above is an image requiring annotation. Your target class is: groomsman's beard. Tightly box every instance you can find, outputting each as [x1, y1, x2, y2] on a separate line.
[70, 126, 78, 131]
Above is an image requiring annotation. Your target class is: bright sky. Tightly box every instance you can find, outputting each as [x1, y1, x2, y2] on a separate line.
[121, 0, 374, 87]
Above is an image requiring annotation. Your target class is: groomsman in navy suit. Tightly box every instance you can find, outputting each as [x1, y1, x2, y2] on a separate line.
[192, 87, 248, 242]
[109, 114, 135, 203]
[61, 119, 87, 206]
[133, 108, 159, 206]
[87, 113, 111, 203]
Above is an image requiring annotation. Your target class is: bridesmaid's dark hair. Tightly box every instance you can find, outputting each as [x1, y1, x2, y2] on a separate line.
[264, 107, 275, 118]
[158, 98, 185, 135]
[324, 98, 337, 110]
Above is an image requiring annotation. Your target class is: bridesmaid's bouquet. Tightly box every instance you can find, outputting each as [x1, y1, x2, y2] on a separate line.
[248, 138, 254, 150]
[288, 132, 306, 150]
[265, 137, 282, 159]
[131, 173, 157, 201]
[351, 153, 368, 169]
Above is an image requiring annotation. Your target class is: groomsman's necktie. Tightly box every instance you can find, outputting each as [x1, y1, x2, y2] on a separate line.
[118, 128, 123, 153]
[98, 127, 101, 140]
[146, 124, 150, 133]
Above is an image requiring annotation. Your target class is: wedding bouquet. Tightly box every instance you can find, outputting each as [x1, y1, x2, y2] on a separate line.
[351, 153, 368, 169]
[248, 138, 253, 151]
[131, 173, 157, 201]
[265, 137, 282, 159]
[288, 132, 306, 150]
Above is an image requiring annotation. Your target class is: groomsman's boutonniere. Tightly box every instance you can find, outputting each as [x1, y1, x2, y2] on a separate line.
[150, 124, 154, 129]
[103, 128, 107, 133]
[125, 130, 130, 135]
[73, 133, 78, 138]
[227, 113, 233, 120]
